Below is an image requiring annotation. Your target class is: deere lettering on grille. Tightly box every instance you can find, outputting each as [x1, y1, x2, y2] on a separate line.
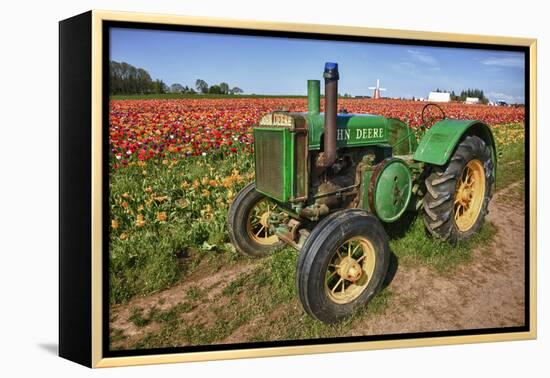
[254, 129, 284, 200]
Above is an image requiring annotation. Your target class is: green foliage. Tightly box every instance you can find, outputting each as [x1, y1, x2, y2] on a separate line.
[449, 88, 489, 104]
[219, 82, 229, 94]
[109, 61, 173, 95]
[230, 87, 243, 95]
[110, 61, 154, 95]
[128, 307, 154, 328]
[208, 84, 222, 94]
[170, 83, 195, 94]
[153, 79, 168, 94]
[109, 150, 255, 304]
[110, 227, 181, 303]
[109, 66, 245, 96]
[186, 286, 203, 300]
[170, 83, 183, 93]
[195, 79, 209, 94]
[247, 248, 297, 304]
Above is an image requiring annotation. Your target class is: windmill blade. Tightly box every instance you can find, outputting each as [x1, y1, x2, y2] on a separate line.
[368, 87, 376, 90]
[379, 88, 387, 91]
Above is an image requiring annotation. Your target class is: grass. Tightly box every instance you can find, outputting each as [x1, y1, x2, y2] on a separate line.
[110, 122, 525, 349]
[387, 214, 496, 272]
[128, 307, 153, 328]
[150, 301, 197, 325]
[499, 180, 525, 203]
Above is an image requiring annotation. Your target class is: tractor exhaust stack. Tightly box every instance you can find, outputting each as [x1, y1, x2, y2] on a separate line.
[307, 80, 320, 114]
[317, 62, 339, 168]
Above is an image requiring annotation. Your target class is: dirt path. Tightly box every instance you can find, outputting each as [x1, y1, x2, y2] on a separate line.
[110, 182, 525, 347]
[110, 261, 261, 343]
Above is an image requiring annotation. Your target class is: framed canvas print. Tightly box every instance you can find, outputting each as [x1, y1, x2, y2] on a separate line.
[59, 10, 537, 368]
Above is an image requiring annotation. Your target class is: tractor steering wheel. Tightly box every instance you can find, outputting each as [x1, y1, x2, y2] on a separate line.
[421, 103, 446, 128]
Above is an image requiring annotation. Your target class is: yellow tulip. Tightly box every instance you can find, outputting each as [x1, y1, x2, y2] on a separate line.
[136, 214, 145, 228]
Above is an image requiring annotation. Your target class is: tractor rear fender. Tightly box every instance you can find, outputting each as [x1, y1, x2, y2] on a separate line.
[413, 119, 497, 175]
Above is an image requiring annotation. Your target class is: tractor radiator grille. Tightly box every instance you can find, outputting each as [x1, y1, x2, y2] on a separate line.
[254, 128, 286, 201]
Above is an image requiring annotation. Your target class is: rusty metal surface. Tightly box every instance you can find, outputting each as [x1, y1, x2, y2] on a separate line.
[316, 65, 338, 168]
[275, 230, 301, 251]
[352, 154, 376, 209]
[275, 221, 305, 251]
[293, 115, 309, 202]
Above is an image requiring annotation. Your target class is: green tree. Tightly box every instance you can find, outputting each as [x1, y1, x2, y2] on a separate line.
[219, 82, 230, 94]
[153, 79, 168, 94]
[458, 88, 489, 104]
[109, 61, 154, 95]
[230, 87, 243, 95]
[208, 84, 222, 94]
[170, 83, 184, 93]
[195, 79, 209, 94]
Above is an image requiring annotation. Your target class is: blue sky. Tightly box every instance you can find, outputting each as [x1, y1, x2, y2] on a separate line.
[110, 28, 525, 103]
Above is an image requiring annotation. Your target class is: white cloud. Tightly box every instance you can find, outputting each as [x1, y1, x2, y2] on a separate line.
[487, 91, 524, 103]
[406, 49, 438, 66]
[481, 56, 524, 68]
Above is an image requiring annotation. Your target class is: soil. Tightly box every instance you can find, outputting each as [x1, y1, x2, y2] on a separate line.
[109, 261, 260, 341]
[110, 181, 526, 348]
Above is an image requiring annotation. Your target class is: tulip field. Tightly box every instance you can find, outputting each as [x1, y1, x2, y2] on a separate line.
[109, 98, 524, 166]
[108, 97, 525, 305]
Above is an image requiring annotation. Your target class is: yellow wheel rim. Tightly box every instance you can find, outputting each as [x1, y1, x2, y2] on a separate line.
[246, 198, 279, 245]
[324, 236, 376, 304]
[454, 159, 486, 232]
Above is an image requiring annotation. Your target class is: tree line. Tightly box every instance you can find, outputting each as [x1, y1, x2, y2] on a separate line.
[194, 79, 242, 95]
[433, 88, 489, 104]
[452, 89, 489, 104]
[109, 61, 243, 95]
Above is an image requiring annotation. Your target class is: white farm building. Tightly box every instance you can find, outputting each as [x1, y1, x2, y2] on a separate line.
[465, 97, 480, 104]
[428, 92, 451, 103]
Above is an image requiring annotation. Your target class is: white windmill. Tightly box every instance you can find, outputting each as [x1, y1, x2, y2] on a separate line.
[368, 79, 386, 99]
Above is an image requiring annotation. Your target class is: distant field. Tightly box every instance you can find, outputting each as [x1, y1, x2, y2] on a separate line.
[109, 97, 524, 166]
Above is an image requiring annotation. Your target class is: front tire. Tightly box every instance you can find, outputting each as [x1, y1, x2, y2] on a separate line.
[423, 135, 494, 243]
[296, 209, 390, 323]
[227, 183, 284, 257]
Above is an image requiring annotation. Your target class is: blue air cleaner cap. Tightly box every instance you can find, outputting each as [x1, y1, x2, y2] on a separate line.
[323, 62, 339, 80]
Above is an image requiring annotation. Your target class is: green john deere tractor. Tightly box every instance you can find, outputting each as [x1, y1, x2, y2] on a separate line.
[228, 62, 496, 323]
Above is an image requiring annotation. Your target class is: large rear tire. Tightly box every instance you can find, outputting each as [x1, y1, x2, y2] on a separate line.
[296, 209, 390, 323]
[423, 135, 494, 243]
[227, 183, 284, 257]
